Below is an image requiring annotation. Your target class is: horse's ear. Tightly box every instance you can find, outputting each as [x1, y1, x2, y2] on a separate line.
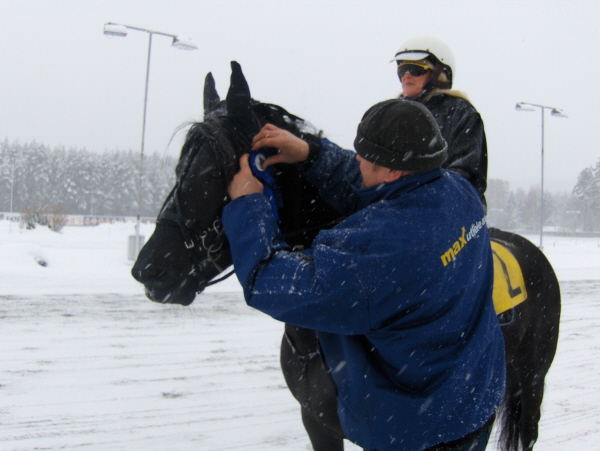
[203, 72, 220, 117]
[226, 61, 252, 118]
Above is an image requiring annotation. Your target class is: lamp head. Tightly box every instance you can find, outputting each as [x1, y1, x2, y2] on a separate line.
[515, 102, 535, 112]
[103, 23, 128, 38]
[172, 36, 198, 51]
[550, 108, 568, 118]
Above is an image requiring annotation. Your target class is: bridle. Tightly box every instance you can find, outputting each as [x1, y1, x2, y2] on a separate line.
[155, 121, 241, 291]
[157, 209, 232, 288]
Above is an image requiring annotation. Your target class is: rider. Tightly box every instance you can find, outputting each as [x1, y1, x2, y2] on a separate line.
[223, 99, 505, 451]
[392, 36, 488, 205]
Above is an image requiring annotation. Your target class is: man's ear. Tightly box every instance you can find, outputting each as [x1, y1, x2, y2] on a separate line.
[384, 169, 406, 183]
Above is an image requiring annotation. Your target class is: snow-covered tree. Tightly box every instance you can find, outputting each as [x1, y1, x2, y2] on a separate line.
[0, 140, 176, 218]
[573, 159, 600, 231]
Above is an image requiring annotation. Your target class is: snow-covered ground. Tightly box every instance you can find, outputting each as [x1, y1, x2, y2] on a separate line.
[1, 220, 599, 450]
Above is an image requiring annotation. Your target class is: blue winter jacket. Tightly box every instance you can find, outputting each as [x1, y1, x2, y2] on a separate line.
[222, 140, 505, 451]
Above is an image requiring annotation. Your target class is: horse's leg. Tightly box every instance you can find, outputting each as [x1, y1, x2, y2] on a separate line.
[301, 407, 345, 451]
[280, 324, 345, 451]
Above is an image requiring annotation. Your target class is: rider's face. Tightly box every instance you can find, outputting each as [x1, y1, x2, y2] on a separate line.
[399, 67, 432, 98]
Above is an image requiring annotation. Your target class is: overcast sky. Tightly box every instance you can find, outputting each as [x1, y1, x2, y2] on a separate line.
[1, 0, 598, 193]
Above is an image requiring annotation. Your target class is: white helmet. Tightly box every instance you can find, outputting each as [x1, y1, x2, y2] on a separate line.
[392, 36, 455, 89]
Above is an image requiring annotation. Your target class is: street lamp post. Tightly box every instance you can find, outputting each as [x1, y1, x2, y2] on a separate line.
[9, 159, 15, 213]
[103, 23, 197, 259]
[515, 102, 567, 250]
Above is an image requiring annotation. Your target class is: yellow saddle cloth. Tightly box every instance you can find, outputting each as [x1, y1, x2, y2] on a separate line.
[491, 241, 528, 314]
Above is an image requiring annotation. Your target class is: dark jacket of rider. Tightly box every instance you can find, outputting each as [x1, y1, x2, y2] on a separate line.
[222, 138, 505, 451]
[404, 89, 488, 204]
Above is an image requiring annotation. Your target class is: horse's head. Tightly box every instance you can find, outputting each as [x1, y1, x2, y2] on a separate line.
[131, 61, 314, 305]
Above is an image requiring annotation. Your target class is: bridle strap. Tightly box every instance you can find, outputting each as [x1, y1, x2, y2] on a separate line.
[157, 212, 234, 286]
[206, 269, 235, 286]
[156, 133, 233, 288]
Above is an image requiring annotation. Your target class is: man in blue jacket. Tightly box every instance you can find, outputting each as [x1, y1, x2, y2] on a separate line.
[223, 99, 505, 451]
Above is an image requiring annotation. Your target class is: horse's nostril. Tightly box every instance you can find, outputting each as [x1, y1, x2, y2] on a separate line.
[149, 269, 166, 279]
[132, 265, 165, 283]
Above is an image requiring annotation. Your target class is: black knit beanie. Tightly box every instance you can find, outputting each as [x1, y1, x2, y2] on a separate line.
[354, 99, 447, 172]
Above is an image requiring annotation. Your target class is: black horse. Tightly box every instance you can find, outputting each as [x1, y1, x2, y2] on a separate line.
[132, 62, 561, 451]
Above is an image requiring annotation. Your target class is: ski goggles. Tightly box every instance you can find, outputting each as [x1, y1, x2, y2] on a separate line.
[397, 62, 432, 78]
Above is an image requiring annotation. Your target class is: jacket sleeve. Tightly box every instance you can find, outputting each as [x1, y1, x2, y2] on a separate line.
[222, 193, 371, 335]
[303, 139, 363, 215]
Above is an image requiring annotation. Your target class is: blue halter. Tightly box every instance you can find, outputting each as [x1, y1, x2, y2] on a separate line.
[248, 148, 283, 221]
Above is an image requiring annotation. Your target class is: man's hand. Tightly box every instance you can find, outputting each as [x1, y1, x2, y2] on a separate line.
[228, 154, 264, 200]
[252, 124, 309, 168]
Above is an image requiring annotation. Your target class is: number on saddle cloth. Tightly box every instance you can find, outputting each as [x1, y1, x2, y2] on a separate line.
[248, 148, 284, 221]
[491, 241, 528, 314]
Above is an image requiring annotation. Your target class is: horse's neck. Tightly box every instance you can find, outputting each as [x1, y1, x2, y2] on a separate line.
[274, 165, 343, 249]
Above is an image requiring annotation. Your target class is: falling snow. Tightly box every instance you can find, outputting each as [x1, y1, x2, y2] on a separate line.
[0, 221, 599, 450]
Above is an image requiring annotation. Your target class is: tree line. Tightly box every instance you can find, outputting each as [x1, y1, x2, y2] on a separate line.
[486, 158, 600, 233]
[1, 140, 599, 232]
[0, 139, 176, 218]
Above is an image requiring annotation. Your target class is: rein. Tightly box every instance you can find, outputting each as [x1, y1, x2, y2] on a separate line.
[157, 211, 233, 287]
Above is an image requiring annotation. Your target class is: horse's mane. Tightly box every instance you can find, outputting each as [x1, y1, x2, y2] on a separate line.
[251, 102, 322, 138]
[176, 101, 323, 183]
[177, 116, 243, 182]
